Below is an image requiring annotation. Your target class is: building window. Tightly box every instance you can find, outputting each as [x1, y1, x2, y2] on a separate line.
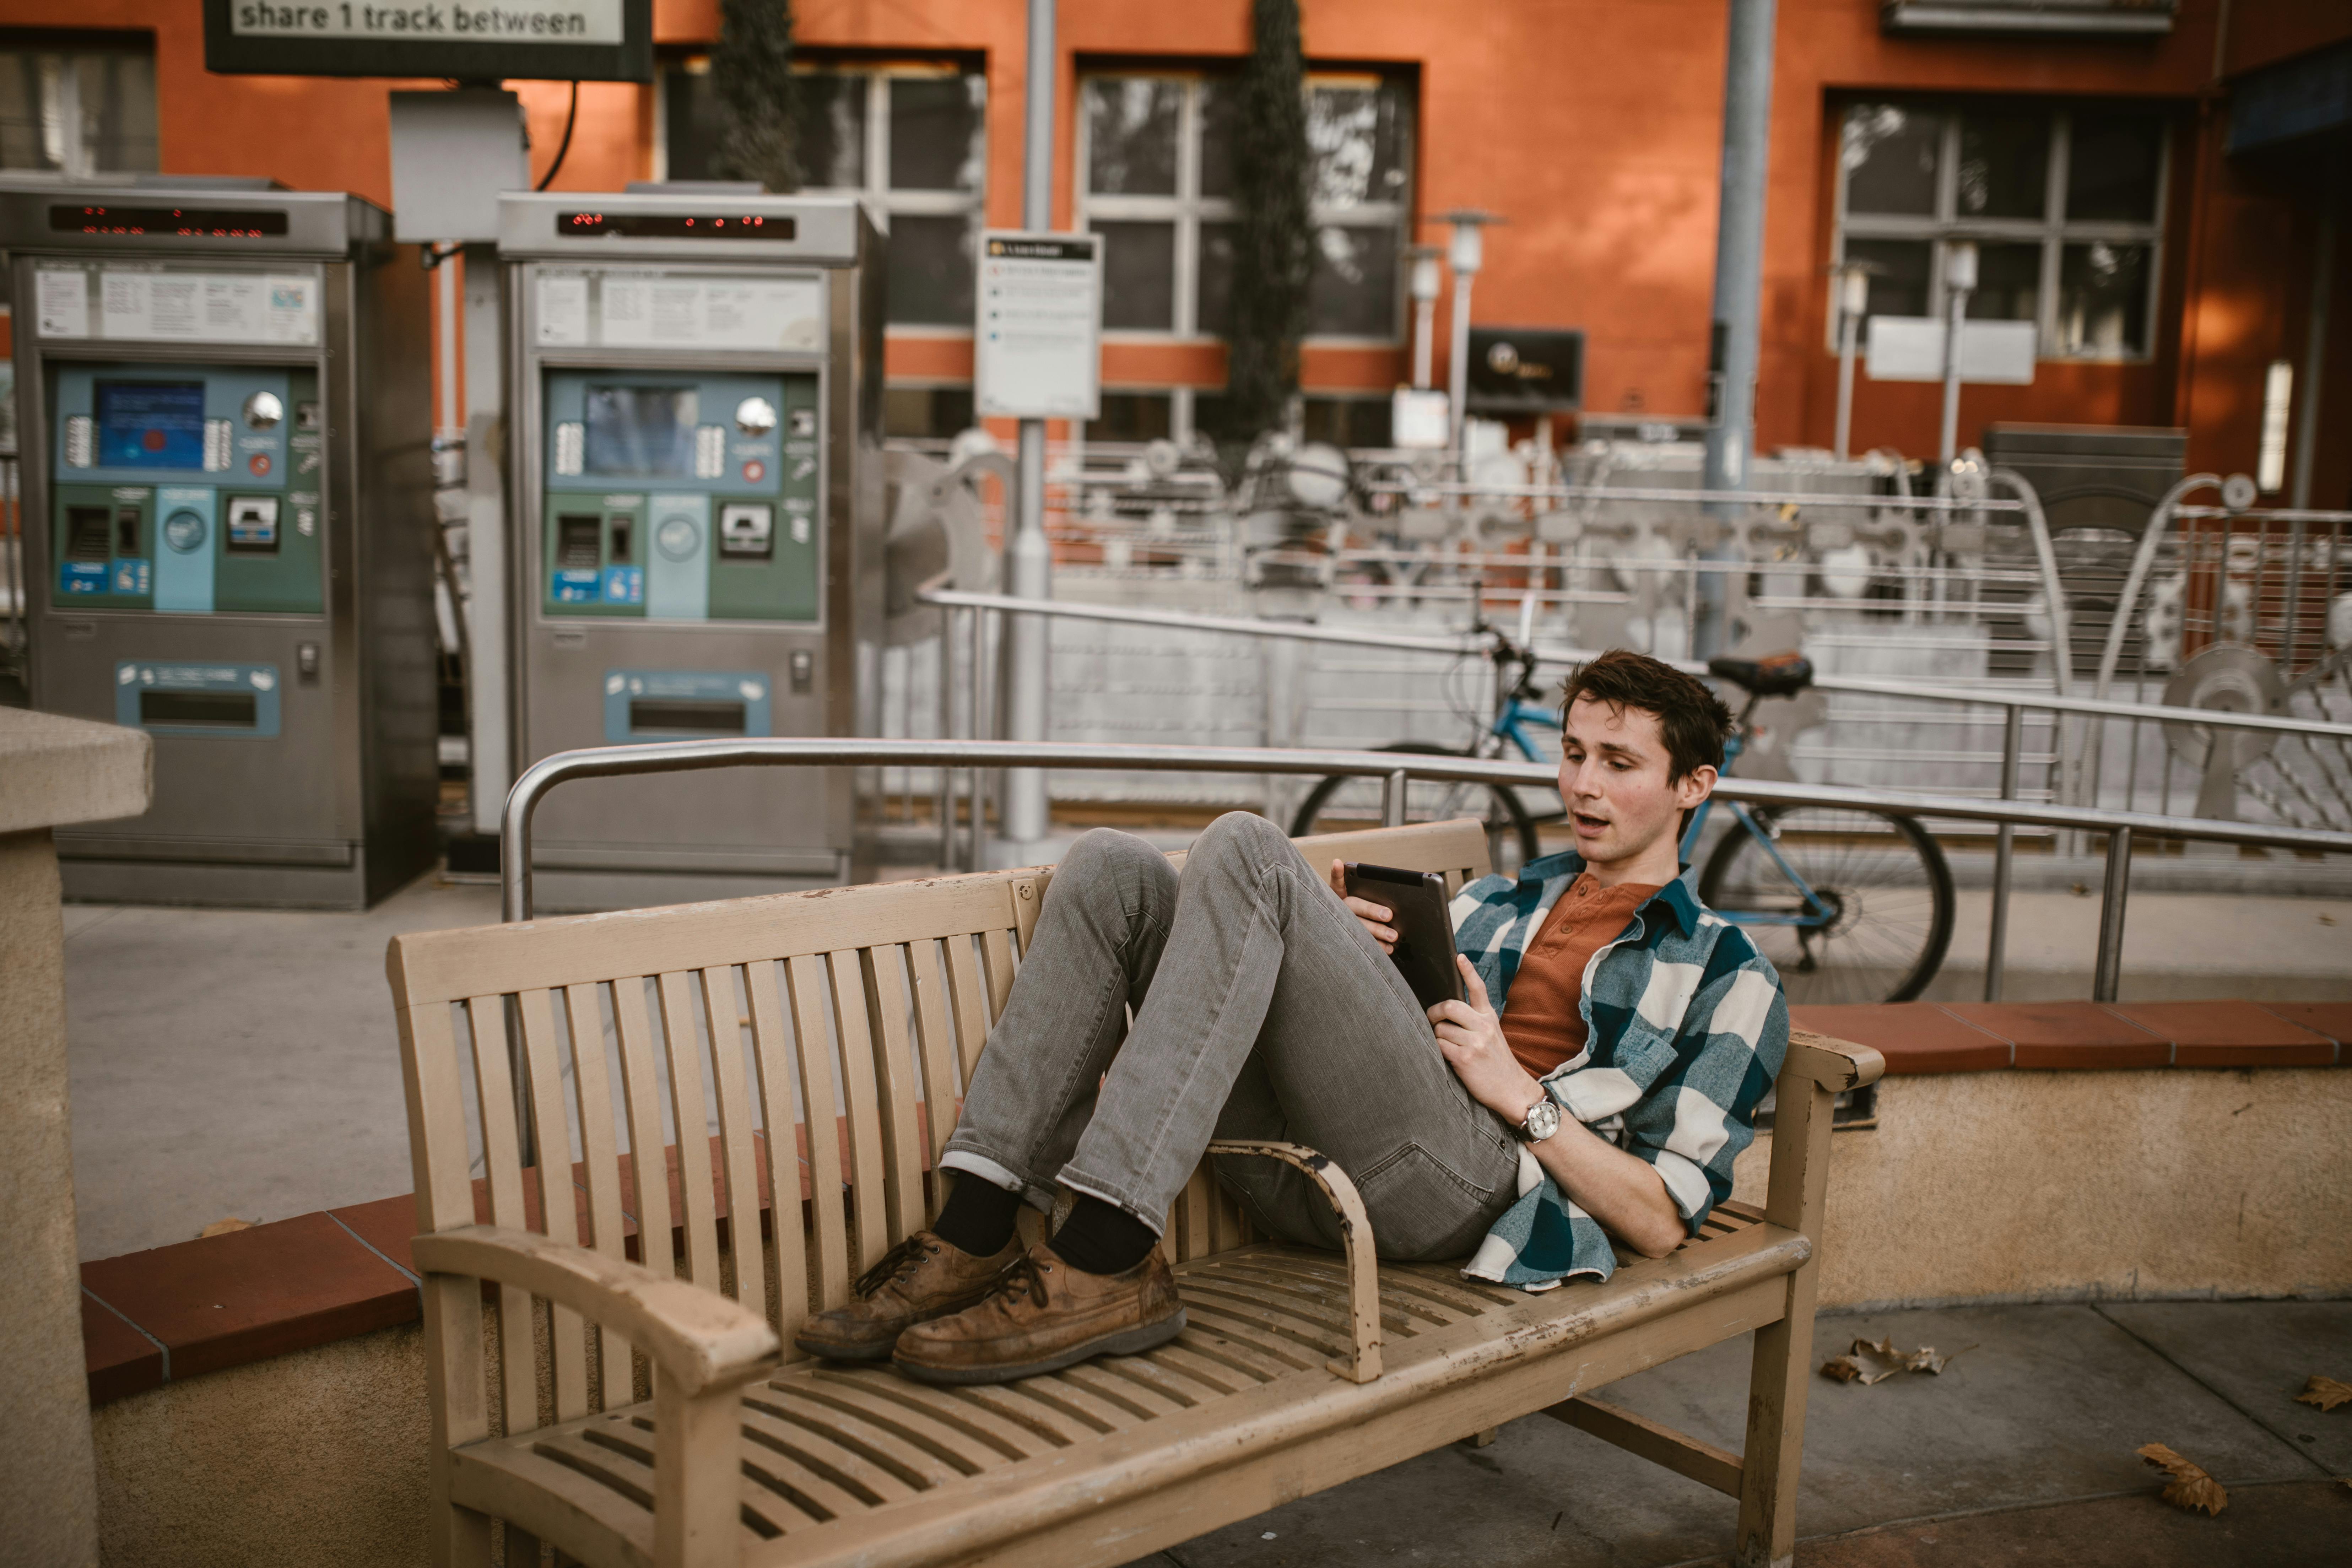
[1833, 100, 2168, 360]
[1076, 70, 1413, 344]
[0, 40, 157, 177]
[661, 59, 985, 330]
[883, 384, 975, 441]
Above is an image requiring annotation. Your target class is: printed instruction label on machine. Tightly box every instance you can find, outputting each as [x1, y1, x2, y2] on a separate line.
[535, 272, 824, 351]
[34, 265, 320, 346]
[974, 232, 1102, 421]
[228, 0, 627, 44]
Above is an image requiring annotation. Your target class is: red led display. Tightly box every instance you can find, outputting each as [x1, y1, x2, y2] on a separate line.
[557, 212, 795, 239]
[50, 205, 290, 238]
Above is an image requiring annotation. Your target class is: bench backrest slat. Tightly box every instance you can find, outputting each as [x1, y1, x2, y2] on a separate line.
[388, 817, 1494, 1433]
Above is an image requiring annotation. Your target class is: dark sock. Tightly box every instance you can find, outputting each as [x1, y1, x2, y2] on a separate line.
[933, 1174, 1023, 1258]
[1048, 1196, 1160, 1276]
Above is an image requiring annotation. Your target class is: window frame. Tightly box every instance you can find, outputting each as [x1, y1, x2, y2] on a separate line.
[654, 56, 985, 340]
[1074, 67, 1413, 351]
[1829, 99, 2169, 364]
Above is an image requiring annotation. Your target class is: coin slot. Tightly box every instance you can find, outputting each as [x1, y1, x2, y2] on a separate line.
[557, 514, 604, 570]
[140, 690, 258, 728]
[67, 506, 113, 560]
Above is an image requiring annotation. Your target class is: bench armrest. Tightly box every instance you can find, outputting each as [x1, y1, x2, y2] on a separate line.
[1204, 1140, 1383, 1383]
[1784, 1030, 1885, 1093]
[412, 1224, 780, 1398]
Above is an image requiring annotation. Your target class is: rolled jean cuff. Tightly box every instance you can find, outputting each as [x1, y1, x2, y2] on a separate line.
[937, 1147, 1059, 1214]
[1054, 1164, 1167, 1239]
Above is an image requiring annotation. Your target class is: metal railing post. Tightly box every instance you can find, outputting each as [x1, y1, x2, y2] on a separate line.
[967, 604, 987, 870]
[1383, 768, 1411, 828]
[1985, 702, 2023, 1002]
[939, 604, 959, 873]
[2093, 825, 2134, 1004]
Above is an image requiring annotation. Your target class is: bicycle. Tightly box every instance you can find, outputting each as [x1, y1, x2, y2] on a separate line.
[1292, 634, 1957, 1003]
[1287, 599, 1553, 877]
[1689, 651, 1955, 1004]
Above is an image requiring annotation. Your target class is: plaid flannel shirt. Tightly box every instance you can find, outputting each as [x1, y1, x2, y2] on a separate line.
[1453, 849, 1788, 1291]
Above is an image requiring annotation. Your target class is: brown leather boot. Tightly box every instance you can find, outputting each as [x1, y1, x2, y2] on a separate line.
[891, 1241, 1186, 1386]
[792, 1231, 1024, 1362]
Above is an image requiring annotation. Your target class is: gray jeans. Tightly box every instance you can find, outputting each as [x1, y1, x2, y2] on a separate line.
[939, 813, 1521, 1262]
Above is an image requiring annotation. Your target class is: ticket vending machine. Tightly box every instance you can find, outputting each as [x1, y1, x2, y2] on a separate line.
[499, 191, 885, 910]
[5, 179, 436, 907]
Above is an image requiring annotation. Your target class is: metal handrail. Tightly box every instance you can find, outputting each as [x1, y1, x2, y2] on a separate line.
[500, 737, 2352, 1004]
[919, 586, 2352, 743]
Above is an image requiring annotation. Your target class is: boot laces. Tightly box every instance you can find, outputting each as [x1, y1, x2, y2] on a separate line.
[854, 1234, 939, 1298]
[989, 1252, 1053, 1309]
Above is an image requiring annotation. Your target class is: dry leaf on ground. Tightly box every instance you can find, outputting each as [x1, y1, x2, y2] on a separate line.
[2137, 1442, 2228, 1515]
[1821, 1337, 1966, 1385]
[198, 1217, 254, 1239]
[2294, 1375, 2351, 1412]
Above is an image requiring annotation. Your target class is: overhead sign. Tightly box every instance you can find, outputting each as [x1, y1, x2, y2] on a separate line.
[974, 231, 1102, 422]
[1866, 317, 2038, 385]
[204, 0, 652, 81]
[1466, 326, 1585, 412]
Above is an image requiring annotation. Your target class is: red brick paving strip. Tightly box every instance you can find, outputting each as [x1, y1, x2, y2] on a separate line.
[1788, 1003, 2012, 1072]
[2099, 1000, 2336, 1068]
[1937, 1000, 2173, 1069]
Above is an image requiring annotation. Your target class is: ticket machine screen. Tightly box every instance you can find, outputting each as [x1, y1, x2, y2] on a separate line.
[97, 380, 208, 469]
[584, 386, 699, 478]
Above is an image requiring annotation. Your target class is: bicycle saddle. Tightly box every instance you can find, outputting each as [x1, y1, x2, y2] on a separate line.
[1707, 651, 1815, 698]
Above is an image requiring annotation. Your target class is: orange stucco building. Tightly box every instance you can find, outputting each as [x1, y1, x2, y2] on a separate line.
[5, 0, 2346, 500]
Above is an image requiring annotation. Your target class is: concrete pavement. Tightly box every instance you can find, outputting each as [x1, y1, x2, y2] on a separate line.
[1134, 1299, 2352, 1568]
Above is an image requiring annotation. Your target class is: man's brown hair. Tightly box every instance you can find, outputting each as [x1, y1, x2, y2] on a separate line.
[1558, 648, 1733, 782]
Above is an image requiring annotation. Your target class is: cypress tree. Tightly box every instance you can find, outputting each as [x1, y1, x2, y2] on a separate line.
[713, 0, 799, 191]
[1217, 0, 1313, 450]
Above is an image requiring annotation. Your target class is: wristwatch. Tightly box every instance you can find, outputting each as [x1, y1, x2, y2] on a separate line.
[1509, 1093, 1563, 1145]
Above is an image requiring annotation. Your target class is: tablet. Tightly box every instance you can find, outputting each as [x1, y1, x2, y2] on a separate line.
[1343, 861, 1464, 1011]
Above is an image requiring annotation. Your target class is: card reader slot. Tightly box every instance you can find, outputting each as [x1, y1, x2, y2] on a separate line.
[627, 698, 746, 736]
[140, 690, 260, 729]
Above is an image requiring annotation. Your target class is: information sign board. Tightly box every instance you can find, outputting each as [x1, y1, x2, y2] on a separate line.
[1866, 317, 2038, 385]
[974, 232, 1102, 422]
[34, 264, 321, 346]
[205, 0, 652, 82]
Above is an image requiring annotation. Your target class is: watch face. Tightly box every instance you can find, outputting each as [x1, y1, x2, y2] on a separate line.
[1526, 1098, 1563, 1140]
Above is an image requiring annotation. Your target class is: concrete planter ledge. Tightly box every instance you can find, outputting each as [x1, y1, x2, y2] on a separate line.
[73, 1001, 2350, 1411]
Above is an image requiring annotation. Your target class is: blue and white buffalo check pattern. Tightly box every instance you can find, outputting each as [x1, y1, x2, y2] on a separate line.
[1453, 850, 1788, 1291]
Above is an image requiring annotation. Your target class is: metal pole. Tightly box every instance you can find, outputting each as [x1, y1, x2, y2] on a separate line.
[2092, 824, 2133, 1003]
[462, 244, 510, 841]
[1003, 0, 1058, 860]
[1984, 702, 2023, 1002]
[1833, 267, 1866, 462]
[969, 604, 988, 871]
[1383, 768, 1411, 828]
[1410, 248, 1442, 390]
[1697, 0, 1776, 656]
[1939, 241, 1977, 467]
[938, 605, 957, 872]
[1445, 223, 1483, 466]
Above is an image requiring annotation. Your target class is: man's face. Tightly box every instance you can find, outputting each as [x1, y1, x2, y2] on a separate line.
[1556, 696, 1715, 870]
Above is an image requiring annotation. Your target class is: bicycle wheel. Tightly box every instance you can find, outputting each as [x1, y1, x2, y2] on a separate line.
[1288, 742, 1541, 877]
[1697, 806, 1954, 1005]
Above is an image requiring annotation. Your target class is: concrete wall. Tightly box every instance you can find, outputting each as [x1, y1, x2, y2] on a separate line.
[92, 1325, 429, 1568]
[1734, 1068, 2352, 1309]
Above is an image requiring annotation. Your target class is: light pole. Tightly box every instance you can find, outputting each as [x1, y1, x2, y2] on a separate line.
[1939, 239, 1977, 468]
[1831, 261, 1871, 461]
[1408, 245, 1443, 390]
[1436, 210, 1499, 468]
[1003, 0, 1057, 856]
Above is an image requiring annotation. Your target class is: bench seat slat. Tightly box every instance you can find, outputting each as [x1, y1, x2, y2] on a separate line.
[736, 1406, 932, 1507]
[858, 947, 928, 1245]
[742, 1386, 994, 1483]
[903, 940, 962, 1195]
[700, 965, 770, 1322]
[517, 986, 591, 1422]
[742, 960, 811, 1354]
[802, 1370, 1053, 1464]
[466, 995, 540, 1435]
[824, 952, 893, 1276]
[782, 956, 853, 1313]
[940, 938, 991, 1086]
[655, 973, 724, 1293]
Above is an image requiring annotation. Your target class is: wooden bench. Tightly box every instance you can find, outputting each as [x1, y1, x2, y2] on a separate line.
[388, 818, 1882, 1568]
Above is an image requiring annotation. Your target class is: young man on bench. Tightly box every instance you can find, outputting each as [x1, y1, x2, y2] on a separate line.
[797, 649, 1790, 1385]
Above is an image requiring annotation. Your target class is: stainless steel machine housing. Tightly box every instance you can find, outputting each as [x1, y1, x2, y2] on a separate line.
[5, 178, 436, 907]
[498, 191, 886, 911]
